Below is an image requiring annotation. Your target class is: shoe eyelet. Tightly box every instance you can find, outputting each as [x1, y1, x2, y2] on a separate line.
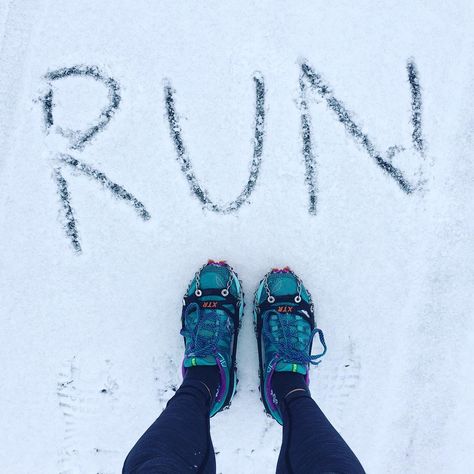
[267, 296, 275, 303]
[195, 289, 202, 297]
[221, 289, 229, 297]
[294, 295, 302, 303]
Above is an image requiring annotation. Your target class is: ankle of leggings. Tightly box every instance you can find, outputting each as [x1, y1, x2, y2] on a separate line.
[184, 365, 220, 401]
[169, 379, 214, 413]
[278, 385, 313, 428]
[272, 371, 311, 405]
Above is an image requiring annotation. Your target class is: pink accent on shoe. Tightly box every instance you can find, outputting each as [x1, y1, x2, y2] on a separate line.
[271, 266, 292, 273]
[207, 259, 228, 267]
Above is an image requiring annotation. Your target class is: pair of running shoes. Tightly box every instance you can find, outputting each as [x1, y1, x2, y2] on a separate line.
[180, 260, 327, 425]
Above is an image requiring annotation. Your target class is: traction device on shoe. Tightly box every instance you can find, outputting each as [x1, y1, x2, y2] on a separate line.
[181, 260, 244, 417]
[253, 267, 327, 424]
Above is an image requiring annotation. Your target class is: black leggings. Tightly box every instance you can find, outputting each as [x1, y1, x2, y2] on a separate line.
[123, 378, 365, 474]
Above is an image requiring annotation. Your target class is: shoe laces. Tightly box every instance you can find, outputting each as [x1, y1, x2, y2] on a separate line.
[262, 309, 327, 366]
[180, 302, 231, 358]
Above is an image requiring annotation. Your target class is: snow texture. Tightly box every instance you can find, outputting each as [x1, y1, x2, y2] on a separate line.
[0, 1, 473, 473]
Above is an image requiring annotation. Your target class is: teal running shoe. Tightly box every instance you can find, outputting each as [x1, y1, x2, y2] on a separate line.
[253, 267, 327, 424]
[181, 260, 244, 417]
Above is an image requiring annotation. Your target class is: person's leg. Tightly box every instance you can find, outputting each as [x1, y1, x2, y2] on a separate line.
[123, 260, 243, 474]
[253, 267, 365, 474]
[123, 366, 219, 474]
[273, 372, 365, 474]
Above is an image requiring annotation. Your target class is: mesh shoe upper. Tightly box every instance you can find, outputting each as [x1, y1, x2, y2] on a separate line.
[181, 261, 243, 416]
[254, 268, 326, 424]
[259, 271, 315, 374]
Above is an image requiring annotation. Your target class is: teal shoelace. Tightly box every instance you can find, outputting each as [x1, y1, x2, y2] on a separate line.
[181, 302, 231, 358]
[262, 309, 327, 366]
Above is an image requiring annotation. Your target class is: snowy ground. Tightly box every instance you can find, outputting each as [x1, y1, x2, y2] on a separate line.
[1, 1, 473, 473]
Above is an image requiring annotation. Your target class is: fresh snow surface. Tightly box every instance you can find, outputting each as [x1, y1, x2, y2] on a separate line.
[1, 1, 473, 473]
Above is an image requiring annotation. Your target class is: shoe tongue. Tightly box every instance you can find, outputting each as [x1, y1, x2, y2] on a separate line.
[268, 311, 308, 376]
[183, 304, 226, 368]
[184, 355, 217, 367]
[275, 360, 307, 375]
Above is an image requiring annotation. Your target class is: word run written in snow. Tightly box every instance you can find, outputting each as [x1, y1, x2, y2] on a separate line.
[40, 60, 426, 253]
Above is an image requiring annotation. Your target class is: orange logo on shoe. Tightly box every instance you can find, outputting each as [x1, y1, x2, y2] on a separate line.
[277, 306, 293, 313]
[202, 301, 219, 308]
